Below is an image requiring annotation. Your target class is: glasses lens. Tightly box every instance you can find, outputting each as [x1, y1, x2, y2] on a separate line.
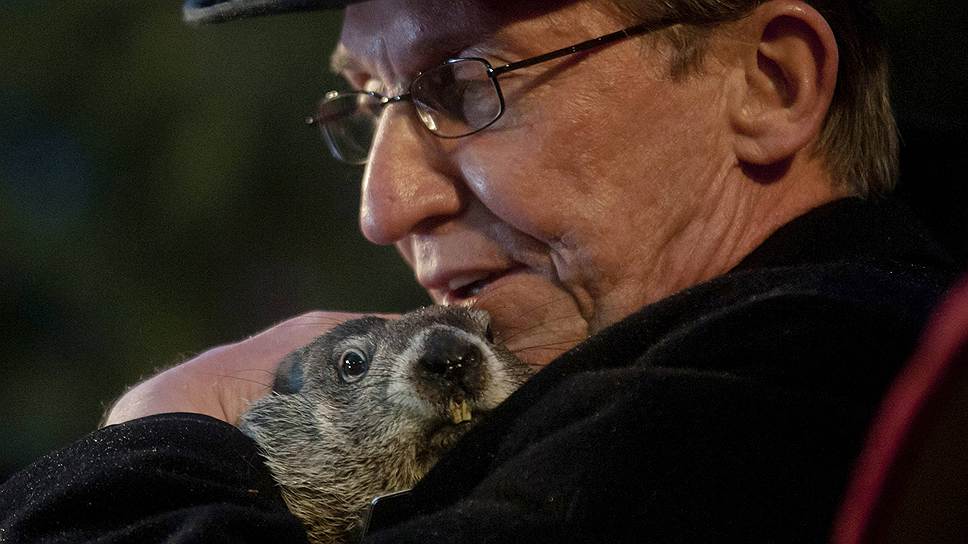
[314, 92, 382, 164]
[411, 59, 502, 138]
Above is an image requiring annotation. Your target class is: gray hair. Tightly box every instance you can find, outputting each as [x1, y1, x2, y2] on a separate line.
[608, 0, 897, 198]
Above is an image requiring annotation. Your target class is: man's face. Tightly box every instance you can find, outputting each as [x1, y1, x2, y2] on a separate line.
[338, 0, 735, 366]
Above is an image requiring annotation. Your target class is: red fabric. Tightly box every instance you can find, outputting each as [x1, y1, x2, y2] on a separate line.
[833, 275, 968, 543]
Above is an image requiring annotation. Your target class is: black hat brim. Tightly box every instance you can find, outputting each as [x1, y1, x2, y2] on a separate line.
[183, 0, 366, 24]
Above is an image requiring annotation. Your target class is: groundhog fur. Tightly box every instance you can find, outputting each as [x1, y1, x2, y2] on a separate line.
[239, 306, 532, 544]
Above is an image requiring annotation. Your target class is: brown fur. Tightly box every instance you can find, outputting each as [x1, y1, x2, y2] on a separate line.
[239, 306, 532, 543]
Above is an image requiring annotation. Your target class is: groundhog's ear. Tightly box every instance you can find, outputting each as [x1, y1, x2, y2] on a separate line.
[273, 352, 305, 394]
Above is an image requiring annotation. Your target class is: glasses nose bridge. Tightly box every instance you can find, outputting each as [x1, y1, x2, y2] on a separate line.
[375, 92, 424, 135]
[376, 92, 414, 119]
[382, 92, 412, 106]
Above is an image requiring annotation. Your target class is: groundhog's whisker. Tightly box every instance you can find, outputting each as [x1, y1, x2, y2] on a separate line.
[512, 338, 588, 353]
[376, 389, 410, 405]
[283, 320, 354, 328]
[195, 372, 273, 388]
[472, 288, 574, 319]
[497, 314, 589, 345]
[226, 368, 278, 376]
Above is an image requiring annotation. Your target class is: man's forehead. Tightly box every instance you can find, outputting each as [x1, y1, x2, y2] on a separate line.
[334, 0, 574, 76]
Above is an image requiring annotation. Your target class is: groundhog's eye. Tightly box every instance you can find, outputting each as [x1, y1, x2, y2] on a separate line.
[338, 348, 369, 383]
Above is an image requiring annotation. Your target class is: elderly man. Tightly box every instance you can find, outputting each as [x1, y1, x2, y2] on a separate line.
[0, 0, 955, 542]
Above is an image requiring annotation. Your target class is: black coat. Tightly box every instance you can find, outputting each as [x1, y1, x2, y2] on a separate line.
[0, 197, 955, 543]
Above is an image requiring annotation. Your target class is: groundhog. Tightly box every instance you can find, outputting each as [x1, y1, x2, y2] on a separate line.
[239, 306, 533, 544]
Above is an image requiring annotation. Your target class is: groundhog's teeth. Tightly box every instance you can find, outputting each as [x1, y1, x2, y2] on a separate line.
[448, 399, 473, 424]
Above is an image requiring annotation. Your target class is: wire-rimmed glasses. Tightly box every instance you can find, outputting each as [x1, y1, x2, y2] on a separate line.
[307, 18, 679, 165]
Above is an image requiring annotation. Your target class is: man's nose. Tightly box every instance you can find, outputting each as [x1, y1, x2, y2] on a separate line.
[359, 108, 464, 245]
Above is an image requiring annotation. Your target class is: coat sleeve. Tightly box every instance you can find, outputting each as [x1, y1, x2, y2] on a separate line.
[0, 413, 308, 544]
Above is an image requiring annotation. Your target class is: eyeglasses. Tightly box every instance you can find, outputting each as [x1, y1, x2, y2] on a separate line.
[307, 18, 679, 165]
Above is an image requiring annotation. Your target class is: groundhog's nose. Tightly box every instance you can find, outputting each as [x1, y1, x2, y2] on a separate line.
[418, 329, 482, 386]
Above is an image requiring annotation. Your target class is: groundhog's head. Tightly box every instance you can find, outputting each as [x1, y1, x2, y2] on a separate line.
[269, 306, 529, 460]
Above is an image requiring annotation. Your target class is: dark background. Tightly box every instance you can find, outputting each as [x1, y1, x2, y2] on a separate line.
[1, 1, 965, 479]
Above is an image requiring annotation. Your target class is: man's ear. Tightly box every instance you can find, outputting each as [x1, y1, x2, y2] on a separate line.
[728, 0, 838, 166]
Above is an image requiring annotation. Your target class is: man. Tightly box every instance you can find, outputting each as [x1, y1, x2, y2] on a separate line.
[0, 0, 954, 542]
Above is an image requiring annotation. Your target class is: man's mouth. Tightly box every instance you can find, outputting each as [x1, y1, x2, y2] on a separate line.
[442, 267, 524, 305]
[448, 275, 494, 301]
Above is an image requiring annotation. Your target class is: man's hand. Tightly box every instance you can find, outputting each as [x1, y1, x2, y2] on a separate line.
[103, 311, 393, 427]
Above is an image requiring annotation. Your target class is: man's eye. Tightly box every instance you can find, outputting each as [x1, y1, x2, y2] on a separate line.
[338, 348, 370, 383]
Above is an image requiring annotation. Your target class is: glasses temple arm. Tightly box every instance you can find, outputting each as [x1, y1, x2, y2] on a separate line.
[490, 18, 680, 76]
